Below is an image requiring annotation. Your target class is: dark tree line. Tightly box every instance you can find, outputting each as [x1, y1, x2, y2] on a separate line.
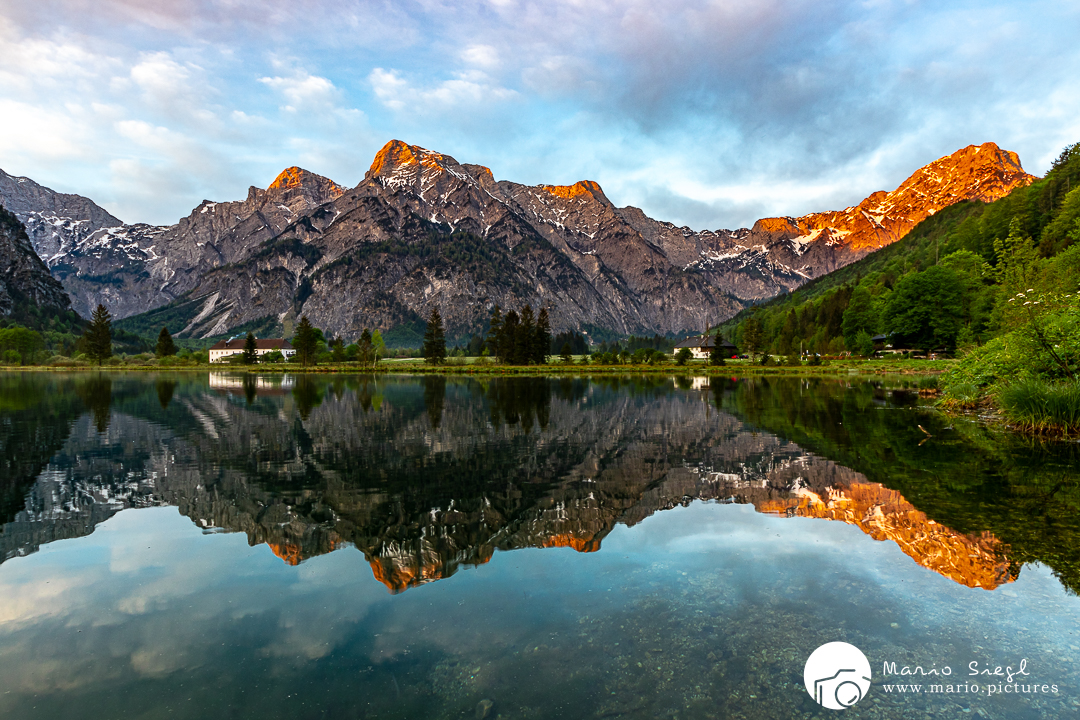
[486, 305, 552, 365]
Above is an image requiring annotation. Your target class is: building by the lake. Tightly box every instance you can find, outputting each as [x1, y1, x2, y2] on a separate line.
[673, 335, 738, 360]
[208, 337, 295, 363]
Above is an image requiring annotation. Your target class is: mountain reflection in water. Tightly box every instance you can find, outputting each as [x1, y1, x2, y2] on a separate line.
[1, 372, 1076, 595]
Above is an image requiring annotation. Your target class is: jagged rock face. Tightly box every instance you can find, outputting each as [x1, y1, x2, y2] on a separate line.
[1, 141, 1034, 335]
[0, 205, 73, 318]
[0, 166, 344, 319]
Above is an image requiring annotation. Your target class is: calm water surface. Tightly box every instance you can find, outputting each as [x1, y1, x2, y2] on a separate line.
[0, 372, 1078, 719]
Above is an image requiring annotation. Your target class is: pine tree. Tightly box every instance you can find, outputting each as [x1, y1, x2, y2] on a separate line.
[422, 307, 446, 364]
[330, 336, 345, 363]
[519, 305, 536, 364]
[358, 329, 374, 365]
[83, 304, 112, 365]
[293, 316, 318, 366]
[741, 316, 765, 360]
[709, 344, 725, 366]
[502, 310, 521, 364]
[560, 342, 573, 364]
[487, 306, 504, 362]
[155, 326, 177, 357]
[242, 332, 258, 364]
[534, 308, 552, 364]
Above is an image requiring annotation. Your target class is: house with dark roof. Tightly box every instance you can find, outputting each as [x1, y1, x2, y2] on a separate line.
[673, 335, 738, 360]
[208, 337, 295, 363]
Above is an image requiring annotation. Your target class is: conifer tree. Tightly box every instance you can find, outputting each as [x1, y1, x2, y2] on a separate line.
[155, 326, 177, 357]
[741, 316, 765, 360]
[534, 307, 552, 364]
[709, 344, 725, 366]
[242, 332, 258, 364]
[519, 305, 536, 364]
[293, 316, 319, 366]
[83, 304, 112, 365]
[330, 336, 345, 363]
[422, 307, 446, 364]
[487, 305, 504, 362]
[358, 329, 374, 365]
[501, 310, 521, 364]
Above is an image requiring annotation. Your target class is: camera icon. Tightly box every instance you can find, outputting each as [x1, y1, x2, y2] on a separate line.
[813, 668, 868, 708]
[803, 642, 872, 710]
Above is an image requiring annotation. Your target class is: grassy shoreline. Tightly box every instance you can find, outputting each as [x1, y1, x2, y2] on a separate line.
[0, 357, 952, 376]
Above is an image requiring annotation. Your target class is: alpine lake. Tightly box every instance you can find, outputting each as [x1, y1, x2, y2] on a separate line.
[1, 371, 1078, 720]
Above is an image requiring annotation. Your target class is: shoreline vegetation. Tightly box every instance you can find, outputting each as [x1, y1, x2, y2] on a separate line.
[0, 356, 952, 376]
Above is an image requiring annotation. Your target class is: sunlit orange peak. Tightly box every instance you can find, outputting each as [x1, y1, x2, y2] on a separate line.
[540, 533, 602, 553]
[268, 542, 304, 566]
[541, 180, 605, 201]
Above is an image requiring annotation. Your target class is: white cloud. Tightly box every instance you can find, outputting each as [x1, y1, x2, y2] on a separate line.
[461, 44, 500, 69]
[367, 67, 517, 113]
[260, 72, 337, 113]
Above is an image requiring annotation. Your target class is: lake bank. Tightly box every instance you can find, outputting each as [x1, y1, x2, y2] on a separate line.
[1, 357, 953, 376]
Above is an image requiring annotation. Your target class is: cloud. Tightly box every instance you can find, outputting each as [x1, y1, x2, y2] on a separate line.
[0, 0, 1078, 229]
[260, 72, 337, 113]
[461, 44, 500, 70]
[368, 67, 518, 113]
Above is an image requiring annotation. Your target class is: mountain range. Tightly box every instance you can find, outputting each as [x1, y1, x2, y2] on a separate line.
[0, 141, 1034, 340]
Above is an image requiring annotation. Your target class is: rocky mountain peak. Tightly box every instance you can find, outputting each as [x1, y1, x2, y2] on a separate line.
[267, 166, 345, 200]
[539, 180, 611, 206]
[750, 141, 1037, 257]
[366, 139, 466, 185]
[751, 216, 800, 237]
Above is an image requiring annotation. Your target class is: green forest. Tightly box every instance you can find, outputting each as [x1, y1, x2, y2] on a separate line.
[720, 141, 1080, 432]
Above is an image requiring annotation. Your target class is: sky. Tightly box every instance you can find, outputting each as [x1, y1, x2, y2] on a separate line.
[1, 0, 1078, 229]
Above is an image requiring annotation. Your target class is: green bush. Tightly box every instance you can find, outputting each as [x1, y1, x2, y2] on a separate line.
[939, 382, 981, 409]
[2, 349, 21, 365]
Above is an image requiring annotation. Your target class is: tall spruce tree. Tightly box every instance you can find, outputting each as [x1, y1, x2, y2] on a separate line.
[502, 310, 521, 364]
[741, 316, 765, 360]
[83, 304, 112, 365]
[518, 305, 536, 364]
[534, 307, 552, 364]
[358, 329, 374, 365]
[155, 326, 177, 357]
[422, 307, 447, 364]
[487, 305, 504, 362]
[242, 332, 259, 364]
[292, 316, 319, 366]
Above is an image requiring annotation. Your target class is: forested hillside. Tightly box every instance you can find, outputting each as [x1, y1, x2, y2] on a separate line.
[720, 142, 1080, 359]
